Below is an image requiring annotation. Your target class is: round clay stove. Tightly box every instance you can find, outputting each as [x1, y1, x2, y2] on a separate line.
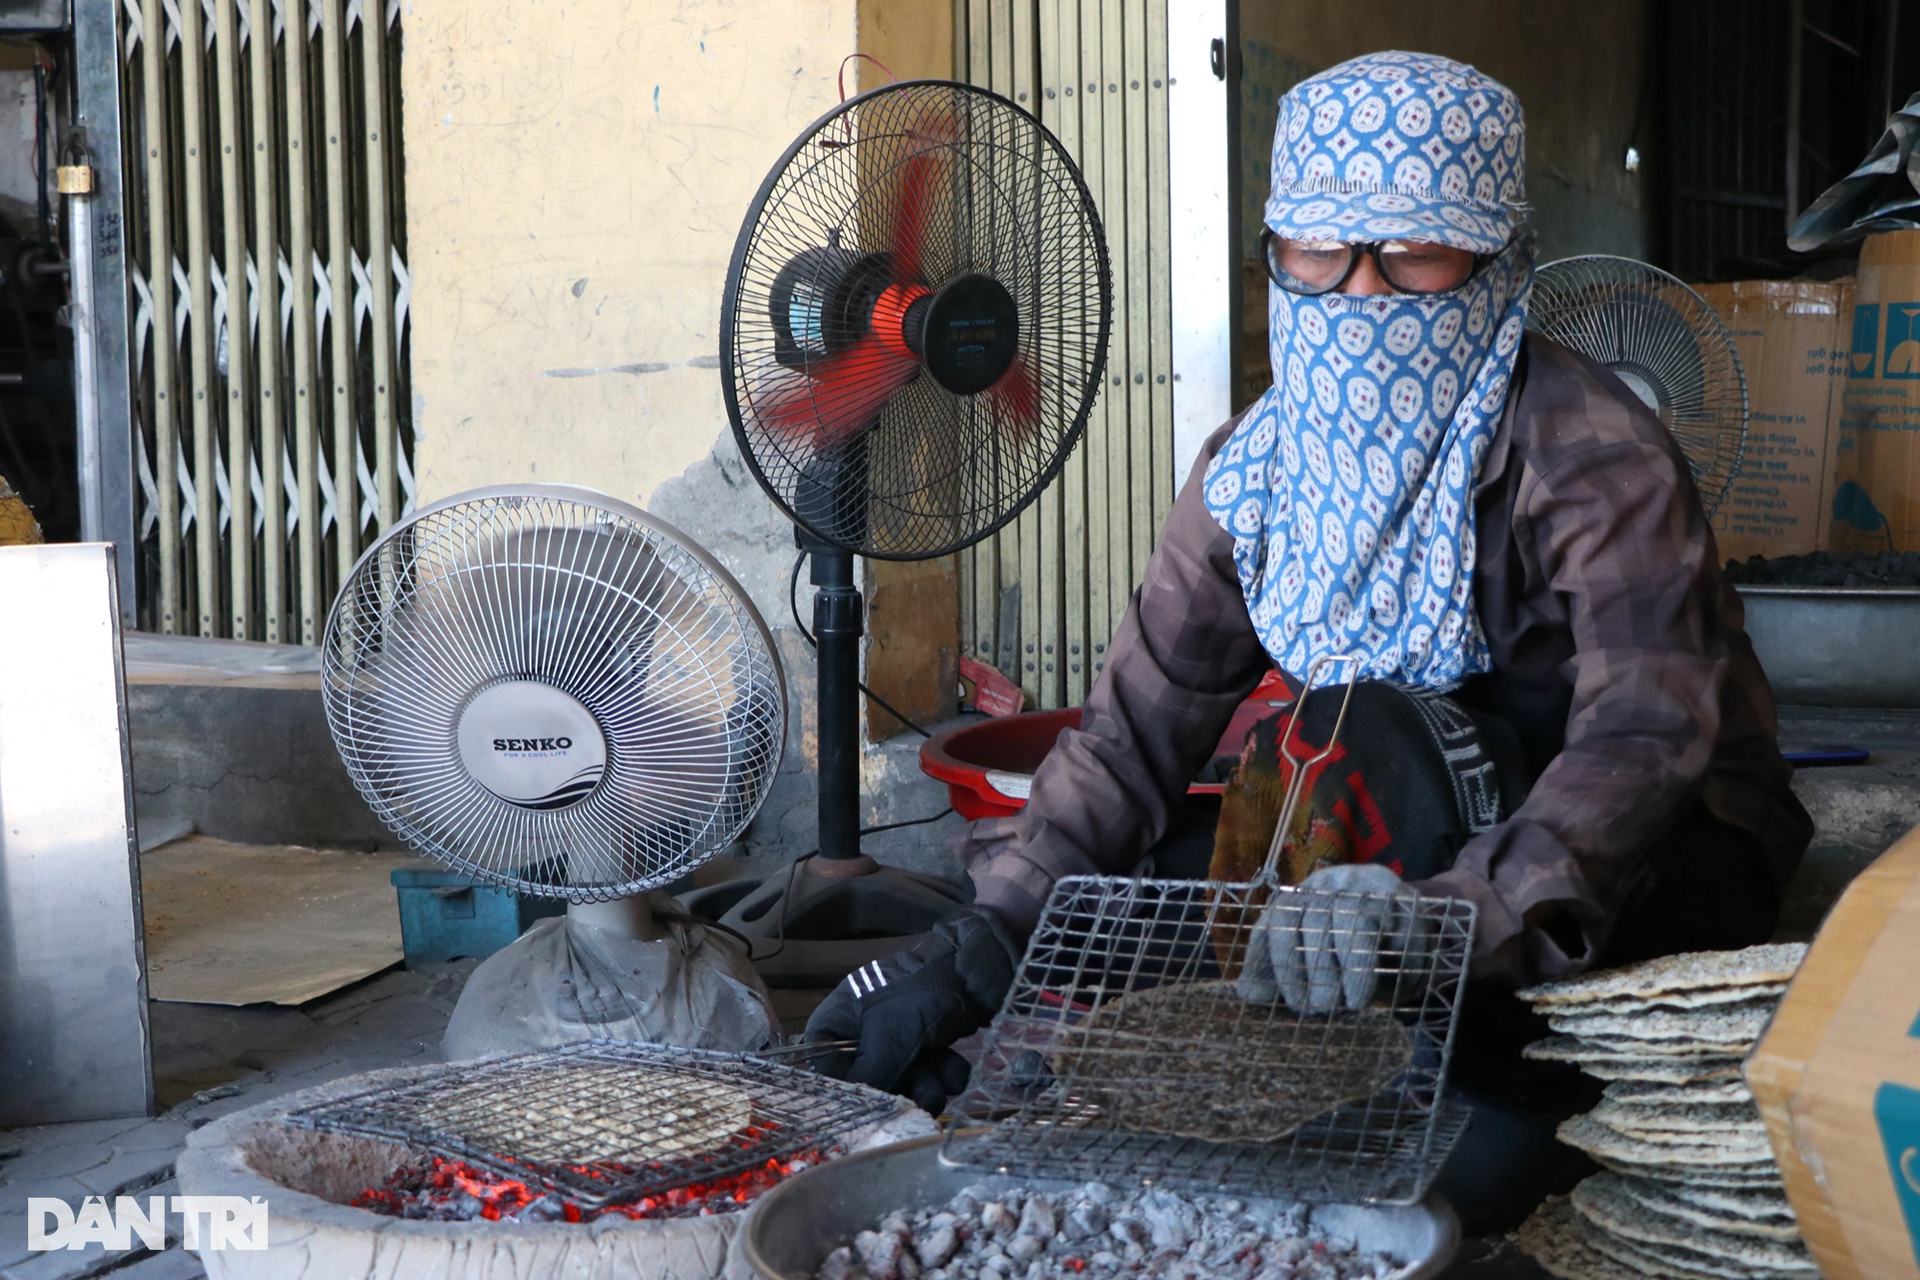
[177, 1059, 935, 1280]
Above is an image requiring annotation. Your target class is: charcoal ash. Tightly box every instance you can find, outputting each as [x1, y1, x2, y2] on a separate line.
[815, 1182, 1402, 1280]
[1723, 550, 1920, 587]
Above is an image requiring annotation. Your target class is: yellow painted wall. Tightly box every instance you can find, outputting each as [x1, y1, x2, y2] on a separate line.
[401, 0, 859, 504]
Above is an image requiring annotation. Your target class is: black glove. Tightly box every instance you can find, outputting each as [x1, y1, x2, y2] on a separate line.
[803, 905, 1021, 1115]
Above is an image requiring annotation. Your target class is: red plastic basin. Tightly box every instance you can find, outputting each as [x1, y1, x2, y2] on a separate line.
[919, 671, 1293, 820]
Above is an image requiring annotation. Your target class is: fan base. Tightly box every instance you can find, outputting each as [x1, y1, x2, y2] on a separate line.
[567, 895, 667, 943]
[683, 860, 967, 987]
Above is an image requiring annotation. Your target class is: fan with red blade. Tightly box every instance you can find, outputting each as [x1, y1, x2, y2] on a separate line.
[708, 79, 1110, 984]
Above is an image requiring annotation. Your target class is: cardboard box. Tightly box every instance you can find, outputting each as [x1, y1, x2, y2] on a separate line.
[1747, 832, 1920, 1279]
[1695, 279, 1853, 563]
[1833, 230, 1920, 553]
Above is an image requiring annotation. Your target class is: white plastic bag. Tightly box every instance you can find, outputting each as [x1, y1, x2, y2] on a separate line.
[442, 892, 780, 1061]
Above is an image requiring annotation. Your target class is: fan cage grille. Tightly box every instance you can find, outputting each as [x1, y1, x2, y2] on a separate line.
[724, 79, 1111, 560]
[322, 491, 785, 902]
[1527, 255, 1749, 517]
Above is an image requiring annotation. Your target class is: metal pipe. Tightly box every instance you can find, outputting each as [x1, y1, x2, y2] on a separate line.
[215, 0, 251, 640]
[72, 0, 139, 631]
[320, 0, 356, 583]
[72, 193, 101, 542]
[142, 0, 179, 633]
[810, 546, 865, 862]
[361, 0, 397, 533]
[251, 0, 286, 642]
[287, 0, 321, 644]
[180, 0, 219, 635]
[1785, 0, 1804, 228]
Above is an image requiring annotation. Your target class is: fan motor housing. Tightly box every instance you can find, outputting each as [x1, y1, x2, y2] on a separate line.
[919, 272, 1020, 395]
[769, 246, 893, 369]
[455, 680, 608, 811]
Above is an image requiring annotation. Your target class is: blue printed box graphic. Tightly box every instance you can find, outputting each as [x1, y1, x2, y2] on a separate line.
[1855, 303, 1882, 378]
[1887, 303, 1920, 379]
[1877, 1081, 1920, 1268]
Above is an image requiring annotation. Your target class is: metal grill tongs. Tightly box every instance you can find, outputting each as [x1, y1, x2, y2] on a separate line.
[941, 655, 1479, 1205]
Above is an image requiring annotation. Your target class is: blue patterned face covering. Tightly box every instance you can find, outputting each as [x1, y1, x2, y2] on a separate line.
[1205, 51, 1533, 689]
[1205, 240, 1533, 688]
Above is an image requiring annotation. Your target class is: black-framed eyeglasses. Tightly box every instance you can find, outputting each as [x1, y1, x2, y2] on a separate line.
[1260, 227, 1496, 297]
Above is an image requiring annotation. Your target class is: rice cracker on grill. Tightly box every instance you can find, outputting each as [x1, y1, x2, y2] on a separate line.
[421, 1065, 754, 1165]
[1046, 980, 1413, 1143]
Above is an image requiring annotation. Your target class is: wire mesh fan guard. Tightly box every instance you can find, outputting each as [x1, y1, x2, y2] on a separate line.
[322, 485, 785, 902]
[945, 876, 1477, 1206]
[722, 79, 1112, 560]
[283, 1041, 899, 1210]
[1528, 255, 1749, 517]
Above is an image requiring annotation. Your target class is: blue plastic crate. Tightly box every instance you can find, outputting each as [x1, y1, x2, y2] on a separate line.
[390, 868, 566, 967]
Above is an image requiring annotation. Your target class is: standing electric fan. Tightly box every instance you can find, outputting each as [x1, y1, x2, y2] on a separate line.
[322, 485, 788, 1049]
[1528, 255, 1749, 516]
[704, 79, 1110, 983]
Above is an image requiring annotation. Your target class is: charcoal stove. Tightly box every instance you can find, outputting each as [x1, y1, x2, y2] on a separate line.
[175, 1044, 934, 1280]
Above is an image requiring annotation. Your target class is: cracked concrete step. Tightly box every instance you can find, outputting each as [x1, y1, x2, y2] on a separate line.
[123, 634, 386, 850]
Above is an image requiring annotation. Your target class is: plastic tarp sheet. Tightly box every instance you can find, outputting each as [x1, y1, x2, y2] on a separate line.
[442, 893, 781, 1060]
[1791, 91, 1920, 250]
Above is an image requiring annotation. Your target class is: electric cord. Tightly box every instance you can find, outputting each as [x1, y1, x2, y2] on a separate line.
[859, 806, 955, 836]
[789, 549, 935, 738]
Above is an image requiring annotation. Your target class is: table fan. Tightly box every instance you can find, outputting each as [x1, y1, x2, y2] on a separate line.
[1528, 255, 1749, 516]
[702, 79, 1111, 984]
[321, 484, 787, 1049]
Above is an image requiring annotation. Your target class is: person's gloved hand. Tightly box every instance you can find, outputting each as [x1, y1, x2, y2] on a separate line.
[1237, 863, 1432, 1013]
[803, 905, 1021, 1115]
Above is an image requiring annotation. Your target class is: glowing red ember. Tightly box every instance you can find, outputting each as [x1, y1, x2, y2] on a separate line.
[352, 1151, 821, 1223]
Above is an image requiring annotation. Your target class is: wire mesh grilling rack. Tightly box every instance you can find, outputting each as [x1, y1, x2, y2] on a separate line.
[283, 1041, 899, 1210]
[943, 658, 1478, 1206]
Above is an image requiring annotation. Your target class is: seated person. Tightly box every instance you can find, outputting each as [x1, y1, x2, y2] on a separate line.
[809, 50, 1811, 1230]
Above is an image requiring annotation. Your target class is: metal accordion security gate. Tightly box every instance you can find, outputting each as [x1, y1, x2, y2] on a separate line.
[118, 0, 412, 643]
[953, 0, 1231, 711]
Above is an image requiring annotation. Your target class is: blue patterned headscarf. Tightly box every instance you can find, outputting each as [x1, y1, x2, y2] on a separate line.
[1204, 52, 1534, 688]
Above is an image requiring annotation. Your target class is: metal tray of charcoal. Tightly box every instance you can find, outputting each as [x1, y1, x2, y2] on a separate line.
[743, 1131, 1459, 1280]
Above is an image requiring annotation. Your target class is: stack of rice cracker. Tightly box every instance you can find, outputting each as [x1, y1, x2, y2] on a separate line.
[1511, 943, 1818, 1280]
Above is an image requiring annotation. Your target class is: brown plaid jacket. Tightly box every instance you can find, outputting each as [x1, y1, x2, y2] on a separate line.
[954, 335, 1813, 983]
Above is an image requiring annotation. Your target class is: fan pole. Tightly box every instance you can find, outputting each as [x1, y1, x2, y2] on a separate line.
[809, 543, 865, 862]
